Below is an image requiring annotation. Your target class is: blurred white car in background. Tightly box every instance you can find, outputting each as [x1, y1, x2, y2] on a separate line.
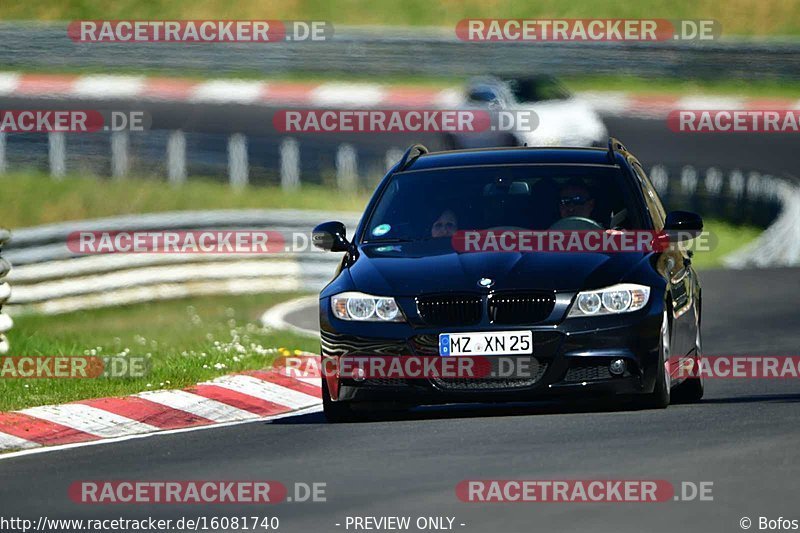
[444, 75, 608, 149]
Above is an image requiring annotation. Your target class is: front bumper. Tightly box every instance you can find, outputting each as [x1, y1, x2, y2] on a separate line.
[321, 306, 663, 405]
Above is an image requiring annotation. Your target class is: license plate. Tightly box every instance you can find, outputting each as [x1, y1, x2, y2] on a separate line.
[439, 331, 533, 356]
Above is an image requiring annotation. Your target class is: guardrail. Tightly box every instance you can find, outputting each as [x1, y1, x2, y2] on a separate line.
[0, 227, 12, 352]
[0, 128, 407, 196]
[4, 210, 360, 315]
[2, 23, 800, 80]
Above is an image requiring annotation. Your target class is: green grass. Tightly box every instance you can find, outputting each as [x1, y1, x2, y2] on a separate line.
[0, 292, 318, 411]
[3, 67, 800, 99]
[2, 171, 371, 229]
[2, 0, 800, 36]
[691, 219, 762, 269]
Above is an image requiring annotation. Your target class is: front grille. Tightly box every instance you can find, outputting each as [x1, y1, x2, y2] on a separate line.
[563, 360, 613, 383]
[432, 357, 548, 391]
[416, 293, 482, 326]
[488, 291, 555, 325]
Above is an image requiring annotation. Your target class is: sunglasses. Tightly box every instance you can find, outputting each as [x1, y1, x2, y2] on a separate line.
[559, 195, 591, 207]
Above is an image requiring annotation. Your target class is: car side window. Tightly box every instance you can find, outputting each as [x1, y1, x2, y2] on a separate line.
[632, 163, 666, 230]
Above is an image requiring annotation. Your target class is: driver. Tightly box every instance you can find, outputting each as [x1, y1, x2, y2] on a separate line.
[559, 179, 595, 219]
[431, 209, 458, 238]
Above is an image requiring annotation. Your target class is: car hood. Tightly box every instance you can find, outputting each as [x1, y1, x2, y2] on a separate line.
[350, 245, 647, 296]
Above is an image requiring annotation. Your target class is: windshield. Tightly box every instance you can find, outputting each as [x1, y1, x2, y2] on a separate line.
[506, 76, 571, 102]
[362, 164, 647, 243]
[466, 86, 500, 103]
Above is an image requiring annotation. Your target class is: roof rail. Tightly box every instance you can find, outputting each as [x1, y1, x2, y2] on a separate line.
[396, 144, 429, 171]
[606, 137, 627, 163]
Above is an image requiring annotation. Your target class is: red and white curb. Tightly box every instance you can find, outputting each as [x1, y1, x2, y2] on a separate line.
[0, 361, 322, 455]
[0, 72, 461, 108]
[4, 71, 799, 118]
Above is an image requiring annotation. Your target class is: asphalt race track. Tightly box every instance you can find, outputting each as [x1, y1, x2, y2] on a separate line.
[1, 116, 799, 533]
[1, 268, 799, 532]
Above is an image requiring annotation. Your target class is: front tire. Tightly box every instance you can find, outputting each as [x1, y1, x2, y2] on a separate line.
[641, 311, 671, 409]
[672, 315, 704, 403]
[671, 375, 704, 403]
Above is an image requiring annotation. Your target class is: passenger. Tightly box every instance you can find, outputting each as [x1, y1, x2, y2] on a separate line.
[431, 209, 458, 238]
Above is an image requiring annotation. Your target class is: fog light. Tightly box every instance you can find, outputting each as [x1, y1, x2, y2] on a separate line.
[609, 358, 626, 376]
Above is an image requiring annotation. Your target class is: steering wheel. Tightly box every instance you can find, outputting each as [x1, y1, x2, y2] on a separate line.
[548, 217, 604, 230]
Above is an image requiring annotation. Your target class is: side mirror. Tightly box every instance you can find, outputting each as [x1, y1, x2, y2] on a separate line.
[664, 211, 703, 242]
[312, 221, 350, 252]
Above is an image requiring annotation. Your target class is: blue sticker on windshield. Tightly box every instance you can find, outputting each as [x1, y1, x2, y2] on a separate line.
[372, 224, 391, 236]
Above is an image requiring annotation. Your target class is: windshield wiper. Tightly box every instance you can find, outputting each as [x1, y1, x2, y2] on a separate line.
[363, 236, 441, 244]
[363, 237, 414, 244]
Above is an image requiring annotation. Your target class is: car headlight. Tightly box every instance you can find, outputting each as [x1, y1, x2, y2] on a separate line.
[567, 283, 650, 317]
[331, 292, 405, 322]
